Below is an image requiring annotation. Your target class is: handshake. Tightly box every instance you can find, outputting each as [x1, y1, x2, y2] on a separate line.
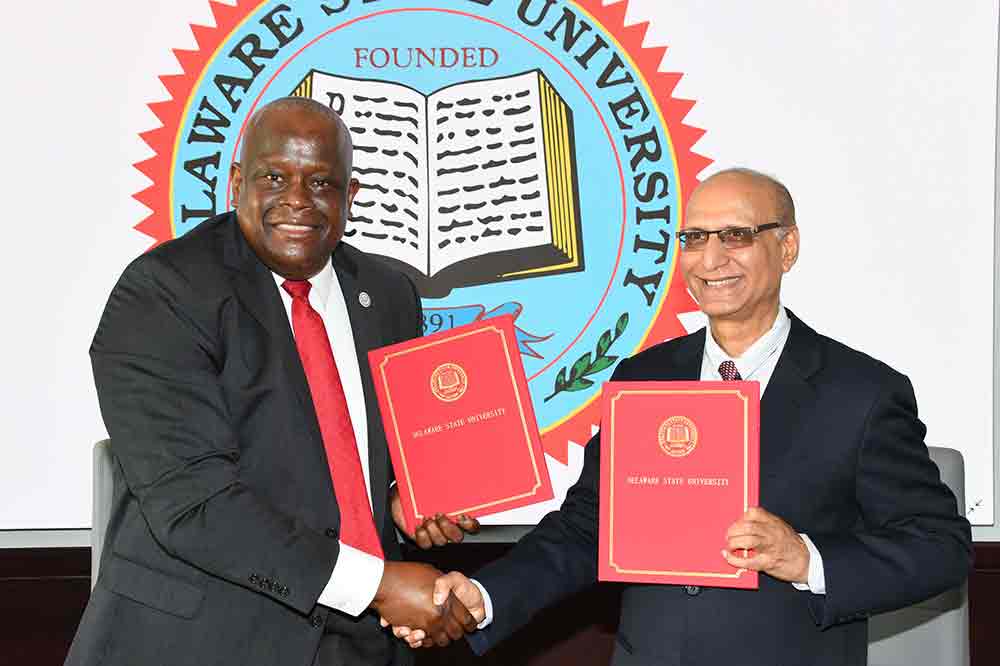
[370, 506, 486, 648]
[372, 562, 484, 648]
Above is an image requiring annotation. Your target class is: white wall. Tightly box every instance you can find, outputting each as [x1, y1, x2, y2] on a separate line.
[633, 0, 1000, 539]
[0, 0, 996, 542]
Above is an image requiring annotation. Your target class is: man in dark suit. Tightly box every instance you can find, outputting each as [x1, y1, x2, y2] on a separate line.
[398, 168, 973, 665]
[67, 97, 478, 666]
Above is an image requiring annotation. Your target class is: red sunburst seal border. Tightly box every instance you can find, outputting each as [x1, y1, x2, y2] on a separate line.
[130, 0, 712, 463]
[133, 0, 260, 246]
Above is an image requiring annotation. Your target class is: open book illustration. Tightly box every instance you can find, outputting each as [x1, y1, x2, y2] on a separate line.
[292, 69, 585, 298]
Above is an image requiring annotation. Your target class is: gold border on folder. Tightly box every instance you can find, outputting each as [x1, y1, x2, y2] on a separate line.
[377, 325, 544, 521]
[607, 388, 751, 579]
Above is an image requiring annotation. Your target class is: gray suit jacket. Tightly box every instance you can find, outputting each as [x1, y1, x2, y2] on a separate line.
[66, 213, 420, 666]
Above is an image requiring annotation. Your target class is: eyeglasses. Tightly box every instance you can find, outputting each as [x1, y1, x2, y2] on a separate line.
[677, 222, 787, 251]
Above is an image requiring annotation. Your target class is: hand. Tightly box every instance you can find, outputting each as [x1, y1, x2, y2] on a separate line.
[723, 506, 809, 583]
[371, 562, 477, 646]
[391, 571, 486, 648]
[390, 486, 481, 548]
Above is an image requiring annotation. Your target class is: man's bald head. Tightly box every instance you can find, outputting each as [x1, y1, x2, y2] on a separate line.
[694, 168, 796, 228]
[240, 96, 354, 182]
[229, 96, 360, 280]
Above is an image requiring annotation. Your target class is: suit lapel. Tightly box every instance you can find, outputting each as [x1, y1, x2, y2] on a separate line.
[759, 311, 822, 474]
[221, 217, 320, 438]
[333, 247, 391, 536]
[682, 316, 823, 479]
[220, 214, 340, 535]
[663, 329, 704, 380]
[222, 220, 393, 534]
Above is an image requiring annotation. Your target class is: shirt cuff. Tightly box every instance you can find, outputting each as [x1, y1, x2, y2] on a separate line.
[791, 533, 826, 595]
[316, 542, 385, 616]
[470, 578, 494, 629]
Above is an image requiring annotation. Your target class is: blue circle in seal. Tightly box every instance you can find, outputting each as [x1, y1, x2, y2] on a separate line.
[171, 1, 680, 431]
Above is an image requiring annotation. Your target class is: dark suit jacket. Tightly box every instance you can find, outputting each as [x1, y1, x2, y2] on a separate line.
[66, 213, 421, 666]
[468, 311, 972, 666]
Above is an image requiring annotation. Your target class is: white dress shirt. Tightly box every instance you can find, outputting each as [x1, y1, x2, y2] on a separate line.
[473, 305, 824, 630]
[272, 261, 383, 617]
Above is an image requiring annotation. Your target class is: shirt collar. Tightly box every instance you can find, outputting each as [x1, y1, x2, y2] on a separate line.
[271, 259, 334, 311]
[704, 306, 790, 380]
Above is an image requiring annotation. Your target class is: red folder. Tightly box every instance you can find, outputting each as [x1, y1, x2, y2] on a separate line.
[368, 315, 553, 534]
[599, 381, 760, 589]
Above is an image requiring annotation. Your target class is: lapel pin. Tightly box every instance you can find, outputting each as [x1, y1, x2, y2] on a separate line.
[359, 291, 372, 308]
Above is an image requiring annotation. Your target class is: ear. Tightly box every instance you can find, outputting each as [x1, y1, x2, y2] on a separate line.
[229, 162, 243, 208]
[347, 177, 360, 209]
[780, 225, 800, 273]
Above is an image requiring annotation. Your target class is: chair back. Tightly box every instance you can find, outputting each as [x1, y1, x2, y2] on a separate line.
[91, 438, 114, 588]
[867, 446, 970, 666]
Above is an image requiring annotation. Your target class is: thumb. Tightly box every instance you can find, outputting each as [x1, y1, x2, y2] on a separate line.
[433, 572, 459, 606]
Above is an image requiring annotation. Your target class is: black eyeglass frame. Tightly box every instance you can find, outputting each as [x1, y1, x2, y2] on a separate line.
[677, 222, 788, 251]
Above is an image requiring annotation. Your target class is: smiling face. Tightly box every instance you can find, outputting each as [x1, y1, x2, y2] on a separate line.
[230, 100, 359, 280]
[680, 172, 799, 332]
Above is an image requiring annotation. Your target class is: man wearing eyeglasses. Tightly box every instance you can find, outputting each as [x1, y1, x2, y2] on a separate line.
[395, 168, 972, 665]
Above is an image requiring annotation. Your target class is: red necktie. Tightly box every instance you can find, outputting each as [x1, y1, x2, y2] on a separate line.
[719, 360, 742, 381]
[282, 279, 384, 559]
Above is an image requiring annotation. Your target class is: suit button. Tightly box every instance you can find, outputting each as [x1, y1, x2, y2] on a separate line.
[249, 574, 259, 585]
[325, 528, 337, 538]
[310, 613, 324, 628]
[685, 585, 701, 596]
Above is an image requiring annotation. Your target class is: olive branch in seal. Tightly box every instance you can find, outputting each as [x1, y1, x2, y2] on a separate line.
[544, 313, 629, 402]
